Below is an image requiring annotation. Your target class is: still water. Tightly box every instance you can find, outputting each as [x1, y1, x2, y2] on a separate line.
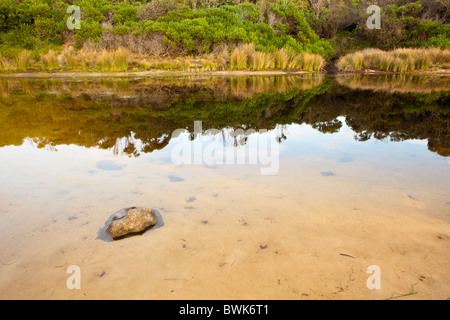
[0, 74, 449, 299]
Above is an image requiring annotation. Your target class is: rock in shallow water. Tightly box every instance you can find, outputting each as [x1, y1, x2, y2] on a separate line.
[106, 207, 158, 239]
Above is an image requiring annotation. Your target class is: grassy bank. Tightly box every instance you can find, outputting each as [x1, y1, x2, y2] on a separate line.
[0, 44, 326, 74]
[337, 48, 450, 73]
[1, 1, 449, 75]
[3, 46, 450, 75]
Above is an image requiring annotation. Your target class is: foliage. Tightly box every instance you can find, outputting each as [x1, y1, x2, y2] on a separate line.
[0, 0, 448, 67]
[0, 0, 334, 61]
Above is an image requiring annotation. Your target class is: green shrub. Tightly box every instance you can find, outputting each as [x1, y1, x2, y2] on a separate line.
[0, 0, 334, 64]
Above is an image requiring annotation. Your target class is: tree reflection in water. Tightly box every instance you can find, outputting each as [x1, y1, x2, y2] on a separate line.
[0, 75, 448, 157]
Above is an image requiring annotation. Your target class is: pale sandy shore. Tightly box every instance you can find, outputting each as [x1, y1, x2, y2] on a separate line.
[0, 68, 448, 79]
[0, 146, 449, 300]
[0, 70, 312, 79]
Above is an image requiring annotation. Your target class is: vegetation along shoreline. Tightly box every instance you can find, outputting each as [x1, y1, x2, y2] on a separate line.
[1, 1, 449, 76]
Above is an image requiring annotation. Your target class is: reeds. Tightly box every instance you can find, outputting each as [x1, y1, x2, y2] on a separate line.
[138, 59, 152, 70]
[15, 50, 32, 71]
[214, 43, 229, 69]
[150, 59, 169, 69]
[77, 48, 97, 68]
[40, 50, 59, 70]
[96, 48, 129, 71]
[274, 48, 290, 70]
[151, 57, 190, 70]
[302, 53, 325, 71]
[230, 43, 325, 72]
[230, 47, 249, 70]
[96, 50, 113, 70]
[338, 48, 450, 72]
[0, 44, 327, 73]
[251, 51, 274, 70]
[112, 47, 129, 71]
[274, 49, 324, 71]
[201, 59, 218, 70]
[251, 51, 265, 70]
[63, 49, 79, 69]
[0, 55, 15, 71]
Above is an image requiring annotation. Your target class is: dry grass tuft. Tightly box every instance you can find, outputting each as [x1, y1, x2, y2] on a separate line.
[40, 50, 59, 70]
[338, 48, 450, 72]
[15, 50, 33, 71]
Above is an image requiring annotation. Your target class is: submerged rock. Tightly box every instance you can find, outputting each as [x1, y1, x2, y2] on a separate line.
[106, 207, 159, 240]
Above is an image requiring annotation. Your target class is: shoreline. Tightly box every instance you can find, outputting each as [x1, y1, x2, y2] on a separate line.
[0, 69, 314, 79]
[336, 68, 450, 76]
[0, 68, 449, 79]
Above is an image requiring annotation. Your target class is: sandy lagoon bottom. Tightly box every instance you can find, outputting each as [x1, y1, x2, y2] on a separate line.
[0, 122, 449, 300]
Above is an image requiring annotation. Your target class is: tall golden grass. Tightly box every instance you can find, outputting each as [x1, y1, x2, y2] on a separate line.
[303, 53, 325, 71]
[338, 48, 450, 72]
[77, 48, 97, 68]
[230, 46, 249, 70]
[0, 44, 326, 73]
[250, 51, 275, 70]
[214, 43, 229, 69]
[96, 50, 112, 70]
[112, 47, 129, 71]
[15, 50, 33, 71]
[274, 48, 290, 70]
[63, 49, 79, 69]
[201, 59, 218, 70]
[229, 43, 325, 71]
[96, 48, 129, 71]
[40, 50, 59, 70]
[151, 57, 191, 70]
[0, 55, 15, 71]
[275, 50, 325, 71]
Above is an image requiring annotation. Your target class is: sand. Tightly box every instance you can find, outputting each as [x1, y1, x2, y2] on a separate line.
[0, 70, 310, 79]
[0, 132, 449, 300]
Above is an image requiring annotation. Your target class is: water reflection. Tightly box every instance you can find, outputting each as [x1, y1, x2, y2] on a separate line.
[0, 75, 448, 156]
[1, 75, 450, 299]
[336, 74, 450, 94]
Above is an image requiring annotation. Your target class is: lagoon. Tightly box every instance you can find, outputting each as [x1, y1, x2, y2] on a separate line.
[0, 74, 449, 299]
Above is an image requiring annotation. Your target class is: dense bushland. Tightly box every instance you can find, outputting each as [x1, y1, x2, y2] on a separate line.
[0, 0, 448, 72]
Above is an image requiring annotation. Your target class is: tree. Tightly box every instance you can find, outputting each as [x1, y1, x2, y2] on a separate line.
[308, 0, 327, 19]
